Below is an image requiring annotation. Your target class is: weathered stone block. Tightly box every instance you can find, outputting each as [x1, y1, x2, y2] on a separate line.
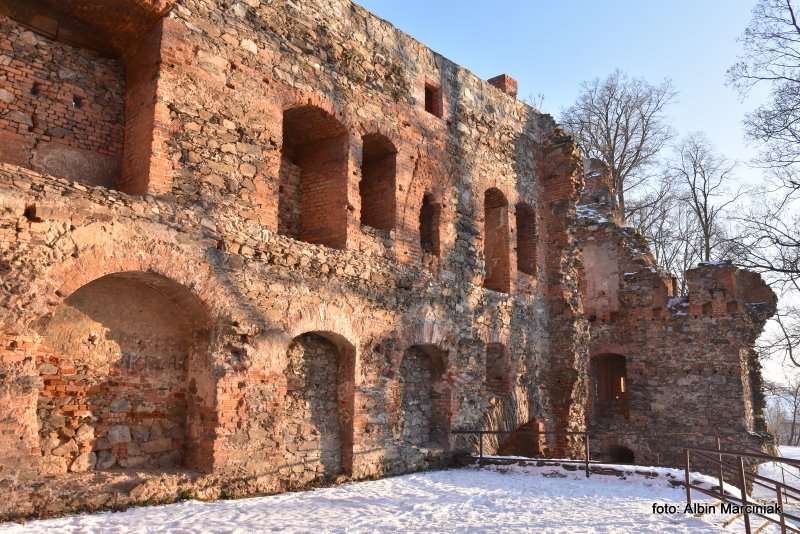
[107, 426, 132, 445]
[70, 452, 96, 473]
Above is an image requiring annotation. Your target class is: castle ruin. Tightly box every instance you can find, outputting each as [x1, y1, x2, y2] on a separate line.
[0, 0, 776, 519]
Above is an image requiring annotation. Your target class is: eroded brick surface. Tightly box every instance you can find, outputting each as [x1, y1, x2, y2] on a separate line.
[578, 162, 776, 468]
[0, 0, 771, 521]
[0, 16, 124, 187]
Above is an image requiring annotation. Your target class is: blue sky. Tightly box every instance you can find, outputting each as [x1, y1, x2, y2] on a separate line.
[358, 0, 768, 183]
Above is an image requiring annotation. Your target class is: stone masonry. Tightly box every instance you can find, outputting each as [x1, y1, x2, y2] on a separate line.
[578, 161, 776, 466]
[0, 0, 774, 520]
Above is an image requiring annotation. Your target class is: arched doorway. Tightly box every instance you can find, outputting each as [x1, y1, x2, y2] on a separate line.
[608, 445, 635, 464]
[284, 332, 355, 479]
[36, 272, 211, 474]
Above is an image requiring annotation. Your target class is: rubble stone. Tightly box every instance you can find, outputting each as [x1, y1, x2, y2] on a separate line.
[0, 0, 773, 522]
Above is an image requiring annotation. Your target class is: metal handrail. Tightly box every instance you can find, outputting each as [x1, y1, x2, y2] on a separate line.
[451, 429, 593, 478]
[454, 428, 800, 532]
[685, 444, 800, 534]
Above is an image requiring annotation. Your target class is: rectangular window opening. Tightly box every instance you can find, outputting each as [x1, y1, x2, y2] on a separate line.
[424, 83, 443, 118]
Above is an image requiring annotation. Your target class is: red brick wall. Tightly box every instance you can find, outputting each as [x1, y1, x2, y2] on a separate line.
[359, 134, 396, 231]
[516, 202, 537, 276]
[0, 16, 124, 187]
[119, 20, 163, 194]
[281, 106, 349, 249]
[483, 188, 510, 293]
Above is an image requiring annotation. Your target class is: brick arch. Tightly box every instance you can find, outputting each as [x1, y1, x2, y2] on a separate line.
[590, 344, 630, 359]
[278, 92, 347, 125]
[352, 119, 403, 148]
[35, 270, 216, 474]
[283, 303, 363, 351]
[17, 237, 236, 332]
[402, 305, 457, 349]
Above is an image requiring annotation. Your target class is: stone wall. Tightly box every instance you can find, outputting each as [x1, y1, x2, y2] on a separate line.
[0, 0, 771, 521]
[284, 333, 353, 482]
[577, 165, 776, 467]
[0, 0, 587, 519]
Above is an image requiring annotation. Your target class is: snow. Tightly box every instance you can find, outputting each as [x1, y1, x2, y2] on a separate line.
[1, 464, 737, 533]
[576, 204, 608, 224]
[667, 297, 688, 308]
[667, 296, 690, 317]
[780, 446, 800, 459]
[755, 446, 800, 501]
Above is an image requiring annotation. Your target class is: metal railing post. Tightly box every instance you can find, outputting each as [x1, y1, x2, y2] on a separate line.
[782, 464, 789, 504]
[685, 448, 692, 506]
[777, 484, 787, 534]
[716, 435, 724, 494]
[738, 456, 751, 534]
[584, 432, 590, 478]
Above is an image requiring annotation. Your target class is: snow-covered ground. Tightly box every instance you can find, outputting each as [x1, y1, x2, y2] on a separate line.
[755, 445, 800, 494]
[1, 464, 735, 533]
[754, 445, 800, 529]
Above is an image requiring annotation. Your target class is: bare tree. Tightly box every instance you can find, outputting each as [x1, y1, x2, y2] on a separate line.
[762, 308, 800, 366]
[764, 371, 800, 445]
[765, 391, 790, 445]
[628, 188, 704, 295]
[561, 70, 677, 220]
[625, 174, 673, 236]
[728, 0, 800, 288]
[727, 0, 800, 385]
[669, 133, 743, 263]
[735, 202, 800, 291]
[728, 0, 800, 195]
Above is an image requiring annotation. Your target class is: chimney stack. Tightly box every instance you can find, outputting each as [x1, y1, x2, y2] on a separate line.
[488, 74, 518, 98]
